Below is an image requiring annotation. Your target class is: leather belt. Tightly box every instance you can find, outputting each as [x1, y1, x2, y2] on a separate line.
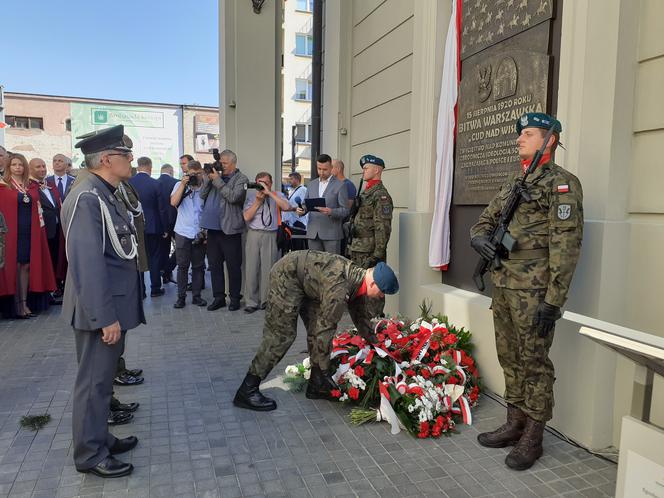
[507, 248, 549, 260]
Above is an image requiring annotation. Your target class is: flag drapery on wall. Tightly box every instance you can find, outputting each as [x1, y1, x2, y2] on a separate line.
[428, 0, 462, 270]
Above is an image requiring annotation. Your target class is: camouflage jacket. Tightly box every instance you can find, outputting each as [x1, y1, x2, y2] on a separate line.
[348, 182, 393, 264]
[72, 169, 149, 272]
[0, 212, 7, 269]
[293, 251, 374, 339]
[470, 161, 583, 307]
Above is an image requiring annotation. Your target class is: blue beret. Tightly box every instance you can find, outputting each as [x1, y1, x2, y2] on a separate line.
[373, 262, 399, 294]
[75, 125, 133, 155]
[516, 113, 562, 135]
[360, 154, 385, 168]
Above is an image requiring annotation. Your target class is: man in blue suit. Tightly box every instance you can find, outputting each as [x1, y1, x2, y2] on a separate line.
[46, 153, 75, 201]
[128, 157, 169, 297]
[157, 164, 178, 284]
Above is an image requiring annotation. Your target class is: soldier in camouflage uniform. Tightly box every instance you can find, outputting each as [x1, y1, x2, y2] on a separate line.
[233, 250, 399, 411]
[0, 212, 7, 269]
[470, 113, 583, 471]
[347, 154, 393, 318]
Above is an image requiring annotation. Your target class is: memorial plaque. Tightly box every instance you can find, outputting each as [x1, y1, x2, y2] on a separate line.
[453, 2, 553, 205]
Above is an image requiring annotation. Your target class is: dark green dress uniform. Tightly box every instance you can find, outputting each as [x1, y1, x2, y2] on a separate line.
[249, 250, 376, 379]
[470, 160, 583, 422]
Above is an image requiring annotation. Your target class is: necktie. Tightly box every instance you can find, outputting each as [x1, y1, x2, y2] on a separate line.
[58, 177, 64, 199]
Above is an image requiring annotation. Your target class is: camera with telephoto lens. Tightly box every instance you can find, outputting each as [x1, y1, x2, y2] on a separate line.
[245, 182, 265, 191]
[192, 229, 207, 246]
[203, 148, 223, 174]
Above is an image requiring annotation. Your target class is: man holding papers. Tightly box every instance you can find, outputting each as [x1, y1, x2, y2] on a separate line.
[296, 154, 349, 254]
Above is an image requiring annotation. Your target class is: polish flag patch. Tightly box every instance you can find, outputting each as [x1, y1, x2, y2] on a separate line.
[557, 184, 569, 193]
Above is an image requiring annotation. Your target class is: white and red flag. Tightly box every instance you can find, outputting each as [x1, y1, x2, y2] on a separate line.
[428, 0, 462, 270]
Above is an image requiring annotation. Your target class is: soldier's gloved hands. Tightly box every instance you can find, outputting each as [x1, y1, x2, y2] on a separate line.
[533, 302, 562, 338]
[471, 236, 497, 260]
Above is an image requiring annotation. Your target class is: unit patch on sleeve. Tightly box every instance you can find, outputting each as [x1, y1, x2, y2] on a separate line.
[557, 204, 571, 220]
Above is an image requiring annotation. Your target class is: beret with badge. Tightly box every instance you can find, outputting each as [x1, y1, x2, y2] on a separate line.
[516, 112, 562, 135]
[75, 125, 133, 155]
[359, 154, 385, 168]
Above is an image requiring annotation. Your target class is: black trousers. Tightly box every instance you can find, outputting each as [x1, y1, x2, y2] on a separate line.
[159, 233, 177, 277]
[175, 233, 206, 298]
[144, 234, 162, 291]
[72, 328, 124, 469]
[206, 230, 242, 301]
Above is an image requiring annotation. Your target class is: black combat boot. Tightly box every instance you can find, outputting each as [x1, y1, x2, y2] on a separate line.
[477, 404, 526, 448]
[233, 373, 277, 411]
[505, 416, 546, 470]
[305, 366, 339, 400]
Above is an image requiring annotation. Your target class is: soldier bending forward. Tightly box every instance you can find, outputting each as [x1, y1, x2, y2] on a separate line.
[234, 250, 398, 411]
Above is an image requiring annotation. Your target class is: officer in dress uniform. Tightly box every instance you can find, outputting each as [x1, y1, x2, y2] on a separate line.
[346, 154, 393, 317]
[61, 125, 145, 478]
[233, 250, 399, 412]
[470, 113, 583, 471]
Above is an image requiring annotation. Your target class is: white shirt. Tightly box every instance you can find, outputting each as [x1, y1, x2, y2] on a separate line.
[318, 178, 330, 197]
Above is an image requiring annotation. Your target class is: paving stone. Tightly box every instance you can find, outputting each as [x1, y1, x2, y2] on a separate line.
[0, 288, 618, 497]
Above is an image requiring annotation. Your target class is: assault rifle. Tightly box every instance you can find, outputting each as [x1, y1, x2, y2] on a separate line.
[472, 123, 557, 291]
[343, 177, 364, 248]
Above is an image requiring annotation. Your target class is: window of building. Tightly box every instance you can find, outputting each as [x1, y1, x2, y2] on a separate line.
[6, 116, 44, 130]
[294, 79, 312, 101]
[296, 0, 313, 12]
[295, 34, 313, 56]
[294, 123, 312, 143]
[65, 118, 71, 131]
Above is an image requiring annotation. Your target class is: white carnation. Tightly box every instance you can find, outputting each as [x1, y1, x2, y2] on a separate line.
[285, 365, 299, 376]
[303, 369, 311, 380]
[302, 357, 311, 369]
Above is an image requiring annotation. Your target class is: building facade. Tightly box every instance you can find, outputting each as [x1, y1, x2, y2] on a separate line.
[2, 92, 219, 175]
[220, 0, 664, 449]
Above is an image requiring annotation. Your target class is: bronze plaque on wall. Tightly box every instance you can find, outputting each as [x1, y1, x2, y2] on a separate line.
[453, 0, 554, 205]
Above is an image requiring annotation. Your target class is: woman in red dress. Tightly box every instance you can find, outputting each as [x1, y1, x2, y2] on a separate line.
[0, 153, 56, 318]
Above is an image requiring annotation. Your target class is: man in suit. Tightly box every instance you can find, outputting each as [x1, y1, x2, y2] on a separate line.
[47, 154, 75, 201]
[61, 124, 144, 478]
[29, 158, 64, 299]
[157, 164, 178, 284]
[296, 154, 349, 254]
[128, 157, 169, 297]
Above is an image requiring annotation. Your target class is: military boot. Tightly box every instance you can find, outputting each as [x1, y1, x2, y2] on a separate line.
[233, 373, 277, 411]
[505, 416, 546, 470]
[477, 404, 526, 448]
[305, 366, 339, 400]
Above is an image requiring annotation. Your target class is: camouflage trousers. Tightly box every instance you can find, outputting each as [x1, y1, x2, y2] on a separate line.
[492, 287, 555, 422]
[348, 251, 385, 318]
[249, 256, 335, 379]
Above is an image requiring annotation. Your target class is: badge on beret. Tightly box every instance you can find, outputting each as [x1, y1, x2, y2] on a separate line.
[557, 204, 571, 220]
[520, 115, 528, 127]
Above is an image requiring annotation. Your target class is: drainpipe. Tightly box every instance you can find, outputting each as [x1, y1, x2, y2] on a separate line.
[310, 0, 322, 179]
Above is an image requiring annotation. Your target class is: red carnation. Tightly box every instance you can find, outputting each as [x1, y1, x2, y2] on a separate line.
[447, 376, 458, 385]
[469, 386, 479, 403]
[418, 421, 430, 438]
[348, 387, 360, 400]
[443, 334, 458, 345]
[405, 369, 416, 377]
[331, 389, 342, 398]
[354, 365, 365, 377]
[408, 386, 424, 396]
[421, 369, 431, 379]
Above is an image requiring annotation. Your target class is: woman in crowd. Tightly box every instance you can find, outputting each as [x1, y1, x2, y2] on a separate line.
[0, 153, 55, 318]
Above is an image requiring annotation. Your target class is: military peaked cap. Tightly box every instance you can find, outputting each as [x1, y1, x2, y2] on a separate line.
[516, 113, 562, 135]
[360, 154, 385, 168]
[74, 125, 133, 154]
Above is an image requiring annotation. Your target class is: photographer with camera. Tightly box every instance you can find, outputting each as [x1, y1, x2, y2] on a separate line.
[199, 149, 248, 312]
[170, 161, 207, 309]
[242, 172, 291, 313]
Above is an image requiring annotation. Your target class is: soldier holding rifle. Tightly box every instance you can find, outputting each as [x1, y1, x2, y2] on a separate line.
[470, 113, 583, 470]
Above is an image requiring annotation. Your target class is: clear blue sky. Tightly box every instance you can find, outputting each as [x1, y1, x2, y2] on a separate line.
[3, 0, 219, 107]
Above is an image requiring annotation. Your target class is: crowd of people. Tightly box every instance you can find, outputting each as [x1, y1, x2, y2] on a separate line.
[0, 142, 393, 320]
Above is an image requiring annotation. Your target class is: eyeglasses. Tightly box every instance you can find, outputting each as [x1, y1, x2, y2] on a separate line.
[106, 152, 133, 159]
